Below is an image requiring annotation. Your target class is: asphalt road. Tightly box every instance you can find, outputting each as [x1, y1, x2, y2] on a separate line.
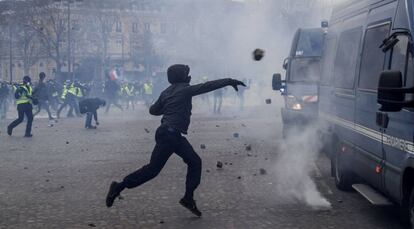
[0, 104, 408, 229]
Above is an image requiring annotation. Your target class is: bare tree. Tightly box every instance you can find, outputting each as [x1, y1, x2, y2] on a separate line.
[28, 1, 68, 74]
[85, 3, 120, 79]
[14, 4, 46, 75]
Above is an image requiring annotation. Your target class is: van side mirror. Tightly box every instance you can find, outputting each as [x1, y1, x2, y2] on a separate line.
[377, 71, 405, 112]
[272, 73, 283, 91]
[282, 58, 289, 70]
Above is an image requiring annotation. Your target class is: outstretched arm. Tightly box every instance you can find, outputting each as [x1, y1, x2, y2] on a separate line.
[185, 78, 246, 96]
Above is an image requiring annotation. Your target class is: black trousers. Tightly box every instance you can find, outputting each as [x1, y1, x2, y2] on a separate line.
[105, 99, 123, 114]
[123, 125, 202, 197]
[85, 111, 97, 128]
[57, 96, 79, 118]
[34, 100, 53, 119]
[8, 103, 33, 135]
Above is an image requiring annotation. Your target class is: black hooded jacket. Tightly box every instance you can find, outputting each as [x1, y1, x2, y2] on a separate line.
[149, 65, 235, 134]
[79, 98, 106, 114]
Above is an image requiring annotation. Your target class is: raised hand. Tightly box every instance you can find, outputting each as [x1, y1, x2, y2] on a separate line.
[230, 80, 246, 91]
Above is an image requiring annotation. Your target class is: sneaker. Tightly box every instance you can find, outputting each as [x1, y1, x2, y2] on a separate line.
[106, 181, 122, 207]
[179, 198, 202, 217]
[24, 134, 33, 138]
[7, 127, 12, 136]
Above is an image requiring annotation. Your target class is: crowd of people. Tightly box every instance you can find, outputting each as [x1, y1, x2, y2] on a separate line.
[0, 73, 252, 125]
[0, 73, 158, 122]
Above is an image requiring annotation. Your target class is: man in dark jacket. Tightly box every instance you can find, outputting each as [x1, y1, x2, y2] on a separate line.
[105, 64, 245, 217]
[33, 72, 54, 120]
[79, 98, 106, 129]
[104, 78, 123, 114]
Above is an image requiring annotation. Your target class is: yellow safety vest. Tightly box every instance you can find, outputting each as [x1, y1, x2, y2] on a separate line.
[125, 85, 134, 96]
[68, 84, 77, 96]
[75, 86, 83, 98]
[61, 85, 68, 100]
[16, 84, 32, 105]
[143, 83, 153, 95]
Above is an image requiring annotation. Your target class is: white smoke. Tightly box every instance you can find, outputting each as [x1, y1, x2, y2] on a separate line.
[274, 123, 331, 209]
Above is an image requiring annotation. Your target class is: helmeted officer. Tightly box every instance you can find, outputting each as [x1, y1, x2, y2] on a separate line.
[7, 76, 35, 137]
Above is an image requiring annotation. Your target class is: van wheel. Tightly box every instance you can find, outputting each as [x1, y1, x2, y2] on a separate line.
[333, 141, 353, 191]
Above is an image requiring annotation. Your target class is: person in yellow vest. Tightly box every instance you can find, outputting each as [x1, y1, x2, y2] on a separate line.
[7, 76, 35, 137]
[124, 83, 135, 110]
[143, 80, 153, 106]
[66, 81, 83, 117]
[57, 80, 80, 118]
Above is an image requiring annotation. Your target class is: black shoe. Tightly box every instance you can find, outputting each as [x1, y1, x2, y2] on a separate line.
[7, 127, 12, 136]
[179, 198, 202, 217]
[24, 134, 33, 138]
[106, 181, 122, 207]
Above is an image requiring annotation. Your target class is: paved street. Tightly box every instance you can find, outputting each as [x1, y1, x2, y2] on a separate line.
[0, 105, 407, 229]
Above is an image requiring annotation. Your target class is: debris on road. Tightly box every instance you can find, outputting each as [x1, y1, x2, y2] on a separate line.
[66, 141, 69, 144]
[217, 161, 223, 169]
[233, 133, 239, 138]
[265, 99, 272, 104]
[144, 128, 150, 133]
[206, 169, 210, 173]
[260, 168, 267, 175]
[200, 144, 206, 149]
[88, 223, 96, 227]
[237, 176, 242, 179]
[245, 145, 252, 151]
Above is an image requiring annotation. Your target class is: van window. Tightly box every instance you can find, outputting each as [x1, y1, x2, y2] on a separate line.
[321, 37, 337, 85]
[289, 58, 320, 82]
[390, 35, 414, 102]
[295, 29, 325, 57]
[358, 23, 390, 90]
[391, 36, 409, 77]
[334, 28, 362, 89]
